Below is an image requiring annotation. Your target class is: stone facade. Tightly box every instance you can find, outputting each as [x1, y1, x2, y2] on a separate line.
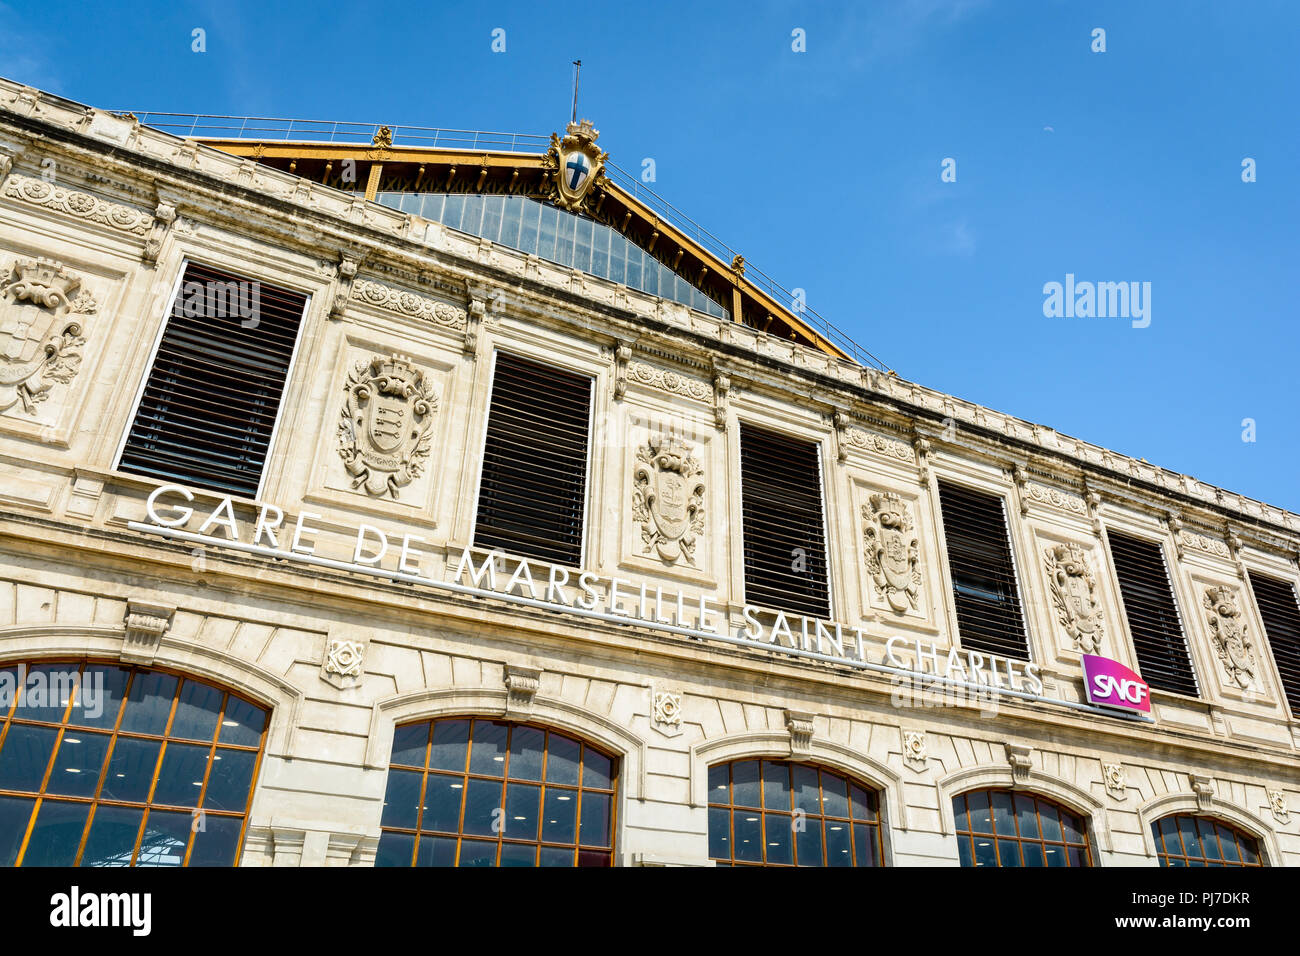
[0, 79, 1298, 866]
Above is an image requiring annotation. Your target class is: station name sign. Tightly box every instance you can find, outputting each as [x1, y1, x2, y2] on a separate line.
[131, 484, 1063, 705]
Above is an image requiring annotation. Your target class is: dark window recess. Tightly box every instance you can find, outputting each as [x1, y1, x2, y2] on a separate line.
[474, 352, 591, 567]
[937, 481, 1029, 660]
[1248, 572, 1300, 718]
[1108, 531, 1197, 697]
[118, 262, 307, 498]
[738, 424, 830, 618]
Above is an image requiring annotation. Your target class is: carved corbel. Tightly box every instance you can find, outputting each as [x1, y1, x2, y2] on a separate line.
[463, 279, 487, 359]
[712, 368, 730, 431]
[1006, 743, 1034, 784]
[912, 431, 932, 485]
[1190, 774, 1215, 811]
[613, 342, 633, 400]
[785, 709, 815, 758]
[1012, 464, 1030, 517]
[141, 201, 177, 267]
[1083, 478, 1103, 537]
[1166, 513, 1185, 560]
[0, 144, 19, 188]
[121, 600, 175, 665]
[504, 664, 542, 715]
[832, 410, 850, 463]
[327, 254, 360, 321]
[1225, 523, 1247, 579]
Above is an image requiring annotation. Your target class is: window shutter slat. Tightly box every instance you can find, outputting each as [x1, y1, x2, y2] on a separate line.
[118, 262, 307, 498]
[1247, 572, 1300, 717]
[937, 481, 1029, 661]
[739, 423, 830, 619]
[1108, 531, 1197, 696]
[473, 352, 591, 567]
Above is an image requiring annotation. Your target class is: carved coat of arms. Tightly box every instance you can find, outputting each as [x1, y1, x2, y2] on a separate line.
[0, 258, 94, 416]
[632, 435, 705, 566]
[863, 492, 920, 613]
[1045, 543, 1104, 653]
[545, 119, 607, 211]
[338, 354, 437, 498]
[1204, 585, 1255, 689]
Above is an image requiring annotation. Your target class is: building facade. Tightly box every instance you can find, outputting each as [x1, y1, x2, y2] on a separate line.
[0, 77, 1297, 867]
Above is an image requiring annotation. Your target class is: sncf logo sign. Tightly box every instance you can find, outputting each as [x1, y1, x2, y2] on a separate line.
[1082, 655, 1151, 714]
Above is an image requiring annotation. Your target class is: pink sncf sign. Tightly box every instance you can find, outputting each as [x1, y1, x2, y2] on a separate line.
[1081, 655, 1152, 714]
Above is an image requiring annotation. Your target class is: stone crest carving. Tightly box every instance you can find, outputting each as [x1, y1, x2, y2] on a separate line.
[632, 435, 705, 566]
[324, 639, 364, 678]
[1045, 543, 1105, 653]
[338, 354, 437, 498]
[862, 493, 920, 613]
[652, 692, 683, 727]
[0, 258, 95, 415]
[1204, 585, 1256, 689]
[1101, 761, 1126, 800]
[901, 730, 927, 772]
[1267, 789, 1289, 825]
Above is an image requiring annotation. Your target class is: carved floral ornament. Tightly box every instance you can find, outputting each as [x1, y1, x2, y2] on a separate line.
[862, 492, 921, 613]
[632, 434, 705, 566]
[1203, 585, 1257, 690]
[0, 258, 96, 416]
[338, 354, 438, 498]
[1044, 543, 1105, 654]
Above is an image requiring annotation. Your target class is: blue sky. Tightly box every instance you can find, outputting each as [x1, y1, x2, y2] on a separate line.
[4, 0, 1297, 510]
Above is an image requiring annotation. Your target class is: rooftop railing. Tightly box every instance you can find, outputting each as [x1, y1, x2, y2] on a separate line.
[119, 111, 889, 371]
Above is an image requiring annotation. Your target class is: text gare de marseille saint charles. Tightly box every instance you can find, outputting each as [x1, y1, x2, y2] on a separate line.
[133, 484, 1046, 697]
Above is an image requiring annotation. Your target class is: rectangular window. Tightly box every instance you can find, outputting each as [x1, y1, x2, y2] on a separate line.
[1247, 572, 1300, 717]
[1107, 530, 1197, 696]
[117, 261, 308, 498]
[738, 423, 830, 618]
[936, 480, 1029, 660]
[473, 352, 592, 567]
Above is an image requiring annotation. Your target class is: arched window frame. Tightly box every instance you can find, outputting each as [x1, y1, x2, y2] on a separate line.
[689, 731, 904, 866]
[1137, 792, 1277, 866]
[369, 687, 647, 866]
[0, 654, 274, 866]
[937, 765, 1111, 863]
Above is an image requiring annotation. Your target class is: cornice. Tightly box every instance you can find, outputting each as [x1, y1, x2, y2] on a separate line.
[2, 82, 1298, 556]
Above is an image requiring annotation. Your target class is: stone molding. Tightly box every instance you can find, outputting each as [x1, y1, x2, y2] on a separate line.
[349, 276, 466, 330]
[3, 172, 152, 236]
[626, 360, 711, 404]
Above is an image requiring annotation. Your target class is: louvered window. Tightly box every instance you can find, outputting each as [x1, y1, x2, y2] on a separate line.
[118, 261, 307, 498]
[738, 423, 830, 618]
[1247, 572, 1300, 717]
[1107, 531, 1197, 696]
[473, 351, 591, 567]
[936, 481, 1029, 660]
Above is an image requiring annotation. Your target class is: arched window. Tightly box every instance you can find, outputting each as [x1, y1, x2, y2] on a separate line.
[1151, 814, 1262, 867]
[707, 759, 884, 866]
[376, 717, 618, 867]
[953, 789, 1091, 867]
[0, 660, 268, 867]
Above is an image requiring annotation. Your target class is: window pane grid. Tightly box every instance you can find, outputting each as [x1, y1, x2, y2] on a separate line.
[953, 790, 1091, 867]
[707, 759, 883, 867]
[379, 718, 617, 867]
[0, 661, 268, 867]
[1151, 814, 1262, 867]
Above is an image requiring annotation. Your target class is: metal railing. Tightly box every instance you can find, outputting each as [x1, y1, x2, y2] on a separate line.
[118, 111, 888, 371]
